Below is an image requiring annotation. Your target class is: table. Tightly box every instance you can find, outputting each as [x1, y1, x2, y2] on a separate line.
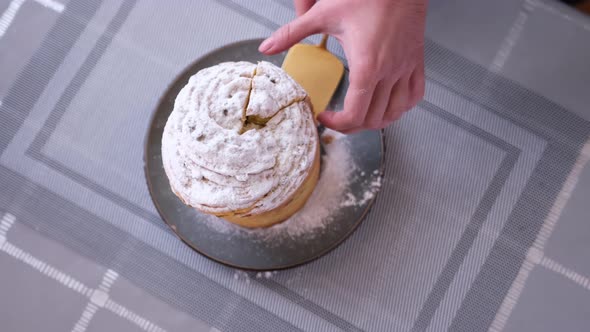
[1, 0, 589, 331]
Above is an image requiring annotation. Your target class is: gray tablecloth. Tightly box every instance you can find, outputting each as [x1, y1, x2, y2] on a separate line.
[1, 0, 590, 331]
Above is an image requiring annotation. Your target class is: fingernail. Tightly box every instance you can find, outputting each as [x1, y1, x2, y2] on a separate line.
[259, 38, 274, 53]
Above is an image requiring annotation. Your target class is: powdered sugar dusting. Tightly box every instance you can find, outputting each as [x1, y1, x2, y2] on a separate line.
[340, 176, 382, 207]
[255, 271, 277, 279]
[161, 61, 317, 216]
[233, 270, 278, 283]
[201, 129, 383, 242]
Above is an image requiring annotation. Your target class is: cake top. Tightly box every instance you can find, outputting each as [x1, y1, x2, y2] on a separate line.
[161, 61, 318, 215]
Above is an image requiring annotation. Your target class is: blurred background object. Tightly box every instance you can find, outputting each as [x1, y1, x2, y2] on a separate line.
[561, 0, 590, 14]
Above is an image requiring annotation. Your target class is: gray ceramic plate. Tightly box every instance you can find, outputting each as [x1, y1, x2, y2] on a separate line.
[145, 39, 384, 270]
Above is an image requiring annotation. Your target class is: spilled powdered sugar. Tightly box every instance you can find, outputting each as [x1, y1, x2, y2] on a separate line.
[341, 171, 382, 208]
[203, 129, 382, 242]
[233, 270, 279, 282]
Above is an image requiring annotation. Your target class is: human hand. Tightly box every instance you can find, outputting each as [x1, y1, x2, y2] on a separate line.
[259, 0, 427, 133]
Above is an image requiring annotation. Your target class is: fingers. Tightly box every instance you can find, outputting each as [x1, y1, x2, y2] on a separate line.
[408, 52, 425, 109]
[259, 4, 324, 54]
[363, 78, 396, 129]
[378, 58, 424, 127]
[383, 73, 412, 123]
[320, 65, 421, 133]
[340, 128, 363, 135]
[317, 66, 377, 131]
[294, 0, 316, 16]
[380, 49, 424, 126]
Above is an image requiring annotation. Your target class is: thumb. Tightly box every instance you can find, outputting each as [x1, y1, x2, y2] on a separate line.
[258, 7, 323, 55]
[295, 0, 316, 16]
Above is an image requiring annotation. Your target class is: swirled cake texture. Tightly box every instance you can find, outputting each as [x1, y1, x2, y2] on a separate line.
[162, 61, 319, 227]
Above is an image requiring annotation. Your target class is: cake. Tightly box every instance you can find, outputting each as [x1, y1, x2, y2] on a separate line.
[161, 61, 320, 228]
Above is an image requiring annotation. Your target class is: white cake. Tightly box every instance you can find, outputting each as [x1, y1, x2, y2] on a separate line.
[161, 61, 320, 228]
